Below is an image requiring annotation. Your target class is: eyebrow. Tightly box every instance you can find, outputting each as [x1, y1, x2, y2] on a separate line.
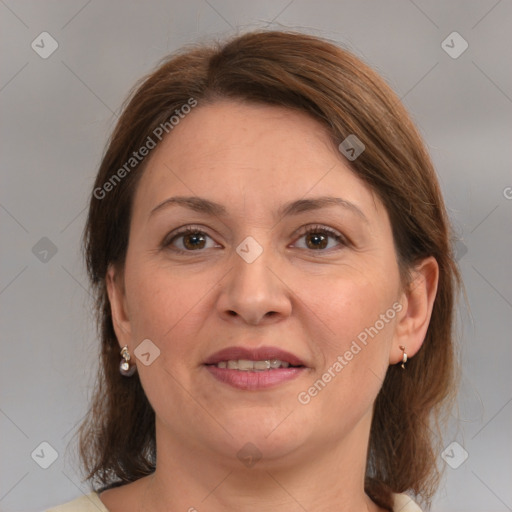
[149, 195, 368, 223]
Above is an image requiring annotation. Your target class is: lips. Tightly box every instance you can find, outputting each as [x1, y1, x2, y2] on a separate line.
[203, 345, 308, 390]
[203, 346, 306, 367]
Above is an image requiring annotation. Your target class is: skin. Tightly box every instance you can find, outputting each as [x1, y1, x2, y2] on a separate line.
[102, 100, 438, 512]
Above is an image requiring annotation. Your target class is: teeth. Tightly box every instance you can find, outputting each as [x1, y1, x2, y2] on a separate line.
[214, 359, 294, 370]
[254, 360, 270, 370]
[238, 359, 254, 371]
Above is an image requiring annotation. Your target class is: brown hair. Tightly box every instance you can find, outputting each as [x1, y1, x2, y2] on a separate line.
[78, 30, 460, 510]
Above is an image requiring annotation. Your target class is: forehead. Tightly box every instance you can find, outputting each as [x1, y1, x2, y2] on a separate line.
[132, 100, 380, 220]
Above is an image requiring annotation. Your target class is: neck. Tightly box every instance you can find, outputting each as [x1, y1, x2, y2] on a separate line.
[142, 410, 382, 512]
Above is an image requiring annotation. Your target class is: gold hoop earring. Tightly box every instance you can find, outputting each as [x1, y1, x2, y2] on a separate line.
[399, 345, 408, 369]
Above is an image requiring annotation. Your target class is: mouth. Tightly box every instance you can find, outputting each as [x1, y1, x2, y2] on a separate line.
[203, 346, 308, 390]
[207, 358, 301, 370]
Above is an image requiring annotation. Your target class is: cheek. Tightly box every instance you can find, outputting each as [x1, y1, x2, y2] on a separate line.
[123, 255, 221, 353]
[312, 272, 398, 348]
[293, 277, 398, 447]
[122, 260, 213, 410]
[305, 270, 399, 401]
[125, 274, 179, 338]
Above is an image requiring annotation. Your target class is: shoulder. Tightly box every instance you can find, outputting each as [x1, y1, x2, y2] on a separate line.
[46, 492, 108, 512]
[393, 492, 423, 512]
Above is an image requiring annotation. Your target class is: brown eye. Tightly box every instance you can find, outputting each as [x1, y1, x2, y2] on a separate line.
[305, 232, 329, 250]
[182, 232, 207, 250]
[165, 227, 219, 253]
[294, 225, 347, 251]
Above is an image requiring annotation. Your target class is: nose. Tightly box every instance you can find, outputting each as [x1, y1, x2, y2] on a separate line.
[216, 244, 292, 326]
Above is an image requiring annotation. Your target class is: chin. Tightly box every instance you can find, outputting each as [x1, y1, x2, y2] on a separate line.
[213, 414, 312, 460]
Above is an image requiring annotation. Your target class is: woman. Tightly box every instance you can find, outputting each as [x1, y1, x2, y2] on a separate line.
[48, 30, 460, 512]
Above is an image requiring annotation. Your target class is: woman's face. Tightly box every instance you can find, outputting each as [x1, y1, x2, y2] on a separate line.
[109, 100, 408, 466]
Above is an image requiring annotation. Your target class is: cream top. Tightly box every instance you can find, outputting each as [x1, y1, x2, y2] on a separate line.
[46, 491, 423, 511]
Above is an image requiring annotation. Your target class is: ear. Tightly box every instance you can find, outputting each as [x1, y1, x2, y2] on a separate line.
[106, 264, 132, 349]
[391, 256, 439, 364]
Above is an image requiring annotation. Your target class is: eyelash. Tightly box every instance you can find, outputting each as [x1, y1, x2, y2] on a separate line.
[294, 225, 348, 251]
[163, 224, 348, 254]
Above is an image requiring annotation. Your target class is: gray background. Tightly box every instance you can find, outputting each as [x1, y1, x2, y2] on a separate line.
[1, 1, 511, 511]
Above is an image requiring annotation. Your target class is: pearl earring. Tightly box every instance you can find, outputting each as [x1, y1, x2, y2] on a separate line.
[119, 345, 136, 377]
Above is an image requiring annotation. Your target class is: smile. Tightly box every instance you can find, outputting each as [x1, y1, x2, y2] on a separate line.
[209, 359, 297, 370]
[203, 345, 309, 390]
